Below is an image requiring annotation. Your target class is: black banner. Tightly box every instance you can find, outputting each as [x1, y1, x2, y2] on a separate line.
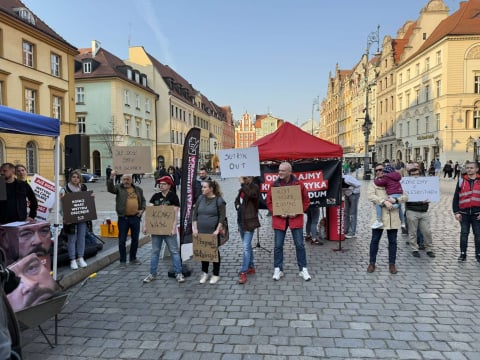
[179, 128, 201, 250]
[259, 160, 342, 208]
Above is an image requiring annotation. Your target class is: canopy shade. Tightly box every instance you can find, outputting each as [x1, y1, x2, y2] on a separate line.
[251, 122, 343, 161]
[0, 105, 60, 136]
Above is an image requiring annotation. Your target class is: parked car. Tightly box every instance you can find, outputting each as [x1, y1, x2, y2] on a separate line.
[81, 172, 99, 183]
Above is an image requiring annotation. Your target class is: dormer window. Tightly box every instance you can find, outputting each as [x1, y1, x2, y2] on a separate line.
[14, 7, 36, 25]
[141, 75, 147, 87]
[134, 71, 140, 83]
[127, 68, 132, 80]
[83, 60, 92, 74]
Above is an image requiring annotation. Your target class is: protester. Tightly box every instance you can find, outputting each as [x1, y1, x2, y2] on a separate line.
[452, 160, 480, 262]
[14, 164, 29, 183]
[305, 205, 323, 245]
[234, 176, 260, 284]
[192, 180, 226, 284]
[367, 163, 408, 274]
[6, 253, 60, 312]
[193, 167, 212, 203]
[167, 166, 180, 192]
[405, 166, 435, 258]
[60, 169, 90, 270]
[342, 173, 361, 238]
[142, 176, 184, 283]
[266, 162, 311, 281]
[107, 171, 146, 268]
[0, 162, 38, 224]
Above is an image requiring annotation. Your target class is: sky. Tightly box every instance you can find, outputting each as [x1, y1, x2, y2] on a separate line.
[24, 0, 462, 125]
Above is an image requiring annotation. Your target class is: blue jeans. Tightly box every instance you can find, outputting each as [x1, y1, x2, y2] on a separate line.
[344, 193, 360, 236]
[150, 234, 182, 275]
[369, 228, 398, 265]
[238, 223, 254, 273]
[118, 215, 141, 263]
[274, 227, 307, 271]
[375, 194, 404, 223]
[305, 207, 320, 239]
[459, 213, 480, 255]
[67, 221, 87, 260]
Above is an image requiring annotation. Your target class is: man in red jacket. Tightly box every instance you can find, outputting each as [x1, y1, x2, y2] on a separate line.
[267, 162, 311, 281]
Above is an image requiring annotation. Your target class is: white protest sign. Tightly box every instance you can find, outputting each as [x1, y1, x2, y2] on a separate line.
[219, 147, 260, 178]
[400, 176, 440, 202]
[30, 174, 56, 221]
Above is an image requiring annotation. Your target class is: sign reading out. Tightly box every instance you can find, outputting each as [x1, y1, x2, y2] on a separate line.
[145, 206, 176, 235]
[112, 146, 152, 174]
[271, 185, 303, 216]
[61, 191, 97, 223]
[193, 233, 218, 262]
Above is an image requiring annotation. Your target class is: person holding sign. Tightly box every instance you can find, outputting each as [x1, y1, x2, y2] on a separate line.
[266, 162, 311, 282]
[192, 180, 226, 285]
[234, 176, 260, 284]
[107, 172, 146, 268]
[60, 169, 91, 270]
[142, 176, 184, 283]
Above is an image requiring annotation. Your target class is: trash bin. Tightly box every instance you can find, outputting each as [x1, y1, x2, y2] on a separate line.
[327, 201, 345, 241]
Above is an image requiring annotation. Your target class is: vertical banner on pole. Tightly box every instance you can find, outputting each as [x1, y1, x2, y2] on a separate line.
[179, 128, 201, 261]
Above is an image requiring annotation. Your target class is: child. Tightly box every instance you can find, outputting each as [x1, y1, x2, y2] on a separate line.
[372, 164, 405, 229]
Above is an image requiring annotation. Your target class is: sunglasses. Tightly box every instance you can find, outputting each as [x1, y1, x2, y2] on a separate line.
[375, 168, 384, 172]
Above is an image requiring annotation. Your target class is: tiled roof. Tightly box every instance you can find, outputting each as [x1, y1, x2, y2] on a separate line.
[0, 0, 76, 50]
[392, 21, 416, 64]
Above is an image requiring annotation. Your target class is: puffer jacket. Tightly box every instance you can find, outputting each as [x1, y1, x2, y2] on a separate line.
[368, 181, 408, 230]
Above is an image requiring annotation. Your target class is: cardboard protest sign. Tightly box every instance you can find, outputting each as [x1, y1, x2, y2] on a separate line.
[193, 233, 218, 262]
[30, 174, 55, 221]
[401, 176, 440, 202]
[218, 147, 260, 178]
[145, 206, 176, 235]
[61, 191, 97, 223]
[271, 185, 303, 216]
[112, 146, 152, 174]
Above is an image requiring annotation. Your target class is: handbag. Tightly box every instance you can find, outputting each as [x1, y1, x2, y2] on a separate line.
[215, 197, 229, 246]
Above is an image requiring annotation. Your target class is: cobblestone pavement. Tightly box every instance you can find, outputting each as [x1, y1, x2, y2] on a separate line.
[22, 176, 480, 360]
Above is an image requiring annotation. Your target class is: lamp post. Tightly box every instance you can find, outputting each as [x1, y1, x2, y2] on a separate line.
[362, 25, 380, 180]
[311, 96, 320, 135]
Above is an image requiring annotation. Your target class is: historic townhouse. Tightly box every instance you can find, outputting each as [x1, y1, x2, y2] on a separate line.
[235, 112, 256, 148]
[74, 42, 158, 175]
[0, 0, 77, 179]
[254, 114, 284, 141]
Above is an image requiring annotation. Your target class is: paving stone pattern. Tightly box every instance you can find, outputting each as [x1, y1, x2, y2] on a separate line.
[22, 176, 480, 359]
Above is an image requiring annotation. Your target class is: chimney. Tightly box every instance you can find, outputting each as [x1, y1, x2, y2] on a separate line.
[91, 40, 101, 57]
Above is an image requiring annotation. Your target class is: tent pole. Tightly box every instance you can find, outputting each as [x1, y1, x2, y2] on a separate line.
[52, 136, 60, 280]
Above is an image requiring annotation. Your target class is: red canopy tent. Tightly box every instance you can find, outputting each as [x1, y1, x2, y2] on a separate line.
[251, 122, 343, 160]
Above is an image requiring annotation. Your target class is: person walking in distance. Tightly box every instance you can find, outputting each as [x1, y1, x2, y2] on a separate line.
[266, 162, 311, 281]
[342, 173, 361, 238]
[234, 176, 261, 284]
[107, 171, 146, 268]
[452, 160, 480, 262]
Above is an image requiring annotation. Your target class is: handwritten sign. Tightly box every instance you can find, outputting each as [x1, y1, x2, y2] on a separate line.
[193, 233, 218, 262]
[30, 174, 56, 221]
[400, 176, 440, 202]
[271, 185, 303, 216]
[145, 206, 176, 235]
[218, 147, 260, 178]
[61, 191, 97, 223]
[112, 146, 152, 174]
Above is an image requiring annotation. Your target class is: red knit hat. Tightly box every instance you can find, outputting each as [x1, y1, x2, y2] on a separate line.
[157, 175, 174, 187]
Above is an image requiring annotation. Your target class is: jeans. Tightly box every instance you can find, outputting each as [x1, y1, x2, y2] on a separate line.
[305, 207, 320, 239]
[118, 215, 141, 263]
[150, 234, 182, 275]
[67, 221, 87, 260]
[274, 227, 307, 271]
[459, 213, 480, 256]
[344, 193, 360, 236]
[369, 228, 398, 265]
[238, 223, 255, 273]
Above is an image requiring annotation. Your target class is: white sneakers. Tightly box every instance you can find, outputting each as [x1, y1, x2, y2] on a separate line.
[70, 260, 78, 270]
[299, 267, 312, 281]
[371, 220, 384, 229]
[70, 258, 87, 270]
[209, 275, 220, 284]
[199, 272, 209, 284]
[77, 257, 87, 268]
[272, 267, 284, 281]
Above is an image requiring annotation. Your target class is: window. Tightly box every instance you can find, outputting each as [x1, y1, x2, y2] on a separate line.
[415, 63, 420, 76]
[416, 118, 420, 134]
[125, 119, 130, 134]
[82, 61, 91, 73]
[136, 120, 140, 137]
[146, 123, 151, 138]
[436, 113, 440, 131]
[25, 88, 36, 113]
[135, 94, 140, 109]
[77, 116, 86, 133]
[425, 57, 430, 71]
[52, 96, 62, 120]
[124, 89, 130, 106]
[135, 72, 140, 83]
[398, 95, 403, 111]
[171, 105, 174, 117]
[425, 116, 429, 133]
[399, 73, 403, 85]
[436, 80, 441, 97]
[76, 87, 85, 104]
[425, 85, 430, 102]
[145, 98, 151, 113]
[407, 121, 410, 136]
[385, 98, 388, 113]
[415, 89, 420, 105]
[406, 92, 410, 107]
[22, 40, 34, 67]
[127, 68, 132, 80]
[474, 110, 480, 129]
[407, 69, 410, 80]
[171, 130, 175, 143]
[26, 141, 37, 174]
[436, 50, 442, 65]
[475, 76, 480, 94]
[14, 8, 36, 25]
[399, 124, 403, 138]
[51, 53, 61, 77]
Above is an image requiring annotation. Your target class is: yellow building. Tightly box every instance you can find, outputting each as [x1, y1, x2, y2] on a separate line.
[254, 114, 284, 141]
[0, 1, 77, 179]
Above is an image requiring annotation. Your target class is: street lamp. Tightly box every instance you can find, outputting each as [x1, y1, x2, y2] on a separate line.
[362, 25, 380, 180]
[311, 96, 320, 135]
